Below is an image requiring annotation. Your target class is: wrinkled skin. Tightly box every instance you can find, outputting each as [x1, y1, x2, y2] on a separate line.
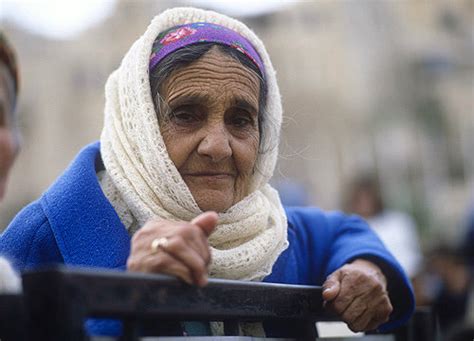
[322, 259, 393, 331]
[127, 211, 218, 287]
[127, 47, 393, 332]
[159, 47, 260, 213]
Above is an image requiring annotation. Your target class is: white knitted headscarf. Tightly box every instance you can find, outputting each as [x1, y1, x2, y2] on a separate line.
[100, 7, 288, 281]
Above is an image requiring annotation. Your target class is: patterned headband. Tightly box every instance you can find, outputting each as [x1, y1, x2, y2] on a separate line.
[149, 22, 264, 76]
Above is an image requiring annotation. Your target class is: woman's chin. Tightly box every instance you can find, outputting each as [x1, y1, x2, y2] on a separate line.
[196, 201, 232, 213]
[194, 191, 234, 213]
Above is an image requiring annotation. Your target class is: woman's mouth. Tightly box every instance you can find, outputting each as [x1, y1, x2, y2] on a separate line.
[183, 172, 235, 179]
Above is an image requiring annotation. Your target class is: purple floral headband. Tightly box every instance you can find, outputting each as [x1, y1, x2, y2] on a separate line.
[149, 22, 264, 76]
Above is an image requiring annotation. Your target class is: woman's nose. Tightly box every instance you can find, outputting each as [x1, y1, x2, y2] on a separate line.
[197, 124, 232, 162]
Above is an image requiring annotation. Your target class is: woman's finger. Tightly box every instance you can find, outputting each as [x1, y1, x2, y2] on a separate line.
[191, 211, 218, 237]
[365, 292, 392, 329]
[365, 315, 387, 332]
[346, 303, 370, 332]
[187, 237, 211, 266]
[146, 250, 195, 285]
[339, 292, 367, 325]
[163, 235, 209, 286]
[324, 270, 360, 314]
[322, 269, 342, 302]
[359, 306, 391, 333]
[180, 223, 211, 265]
[342, 283, 392, 331]
[128, 218, 214, 286]
[136, 219, 211, 266]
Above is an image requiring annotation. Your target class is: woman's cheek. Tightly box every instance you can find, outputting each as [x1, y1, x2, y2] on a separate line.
[161, 122, 195, 168]
[233, 135, 259, 200]
[238, 133, 259, 171]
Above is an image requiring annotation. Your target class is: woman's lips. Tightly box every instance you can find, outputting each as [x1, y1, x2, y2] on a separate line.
[181, 172, 237, 186]
[183, 172, 235, 179]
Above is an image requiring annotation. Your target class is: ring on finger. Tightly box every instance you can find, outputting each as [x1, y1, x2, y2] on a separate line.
[151, 237, 169, 253]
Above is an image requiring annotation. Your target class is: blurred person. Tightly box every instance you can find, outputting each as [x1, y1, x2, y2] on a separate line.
[0, 8, 414, 336]
[427, 245, 471, 336]
[455, 195, 474, 336]
[0, 33, 22, 293]
[344, 175, 423, 279]
[462, 196, 474, 269]
[462, 194, 474, 323]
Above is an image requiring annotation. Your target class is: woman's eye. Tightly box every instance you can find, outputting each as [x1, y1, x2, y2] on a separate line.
[170, 110, 198, 124]
[230, 113, 254, 128]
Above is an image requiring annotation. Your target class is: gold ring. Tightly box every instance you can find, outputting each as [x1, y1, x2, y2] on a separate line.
[151, 237, 169, 253]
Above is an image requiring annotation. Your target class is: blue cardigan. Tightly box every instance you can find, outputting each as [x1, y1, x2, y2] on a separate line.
[0, 142, 414, 334]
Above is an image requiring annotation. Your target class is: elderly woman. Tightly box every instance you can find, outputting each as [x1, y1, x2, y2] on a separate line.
[0, 8, 414, 336]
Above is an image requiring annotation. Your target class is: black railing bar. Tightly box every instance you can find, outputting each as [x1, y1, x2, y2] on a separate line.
[22, 267, 327, 321]
[24, 266, 323, 291]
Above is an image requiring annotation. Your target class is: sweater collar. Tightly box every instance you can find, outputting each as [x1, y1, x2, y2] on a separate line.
[40, 142, 130, 269]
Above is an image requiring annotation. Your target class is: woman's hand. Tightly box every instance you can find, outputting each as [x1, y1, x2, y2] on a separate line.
[127, 211, 218, 287]
[322, 259, 393, 332]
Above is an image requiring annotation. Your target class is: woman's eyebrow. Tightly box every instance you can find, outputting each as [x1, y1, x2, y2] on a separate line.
[168, 94, 211, 107]
[167, 94, 258, 114]
[232, 98, 258, 114]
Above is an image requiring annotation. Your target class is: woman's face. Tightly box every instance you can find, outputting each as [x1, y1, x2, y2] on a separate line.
[0, 63, 18, 200]
[160, 47, 261, 212]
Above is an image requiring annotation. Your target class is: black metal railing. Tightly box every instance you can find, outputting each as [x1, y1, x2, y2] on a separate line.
[0, 266, 436, 341]
[0, 292, 27, 340]
[21, 266, 327, 340]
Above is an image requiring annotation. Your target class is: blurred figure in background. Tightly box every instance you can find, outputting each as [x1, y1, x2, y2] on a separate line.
[462, 195, 474, 270]
[445, 195, 474, 340]
[427, 245, 470, 335]
[0, 32, 22, 293]
[344, 174, 423, 280]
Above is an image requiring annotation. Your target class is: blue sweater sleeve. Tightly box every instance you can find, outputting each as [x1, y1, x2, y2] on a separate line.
[0, 200, 63, 273]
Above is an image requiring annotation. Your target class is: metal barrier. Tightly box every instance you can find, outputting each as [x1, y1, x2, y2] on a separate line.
[21, 266, 327, 340]
[0, 293, 27, 341]
[0, 266, 436, 341]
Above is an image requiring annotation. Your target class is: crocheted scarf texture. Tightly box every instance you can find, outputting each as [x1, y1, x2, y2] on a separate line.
[100, 7, 288, 281]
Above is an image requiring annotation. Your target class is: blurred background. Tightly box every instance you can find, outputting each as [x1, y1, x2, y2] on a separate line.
[1, 0, 473, 335]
